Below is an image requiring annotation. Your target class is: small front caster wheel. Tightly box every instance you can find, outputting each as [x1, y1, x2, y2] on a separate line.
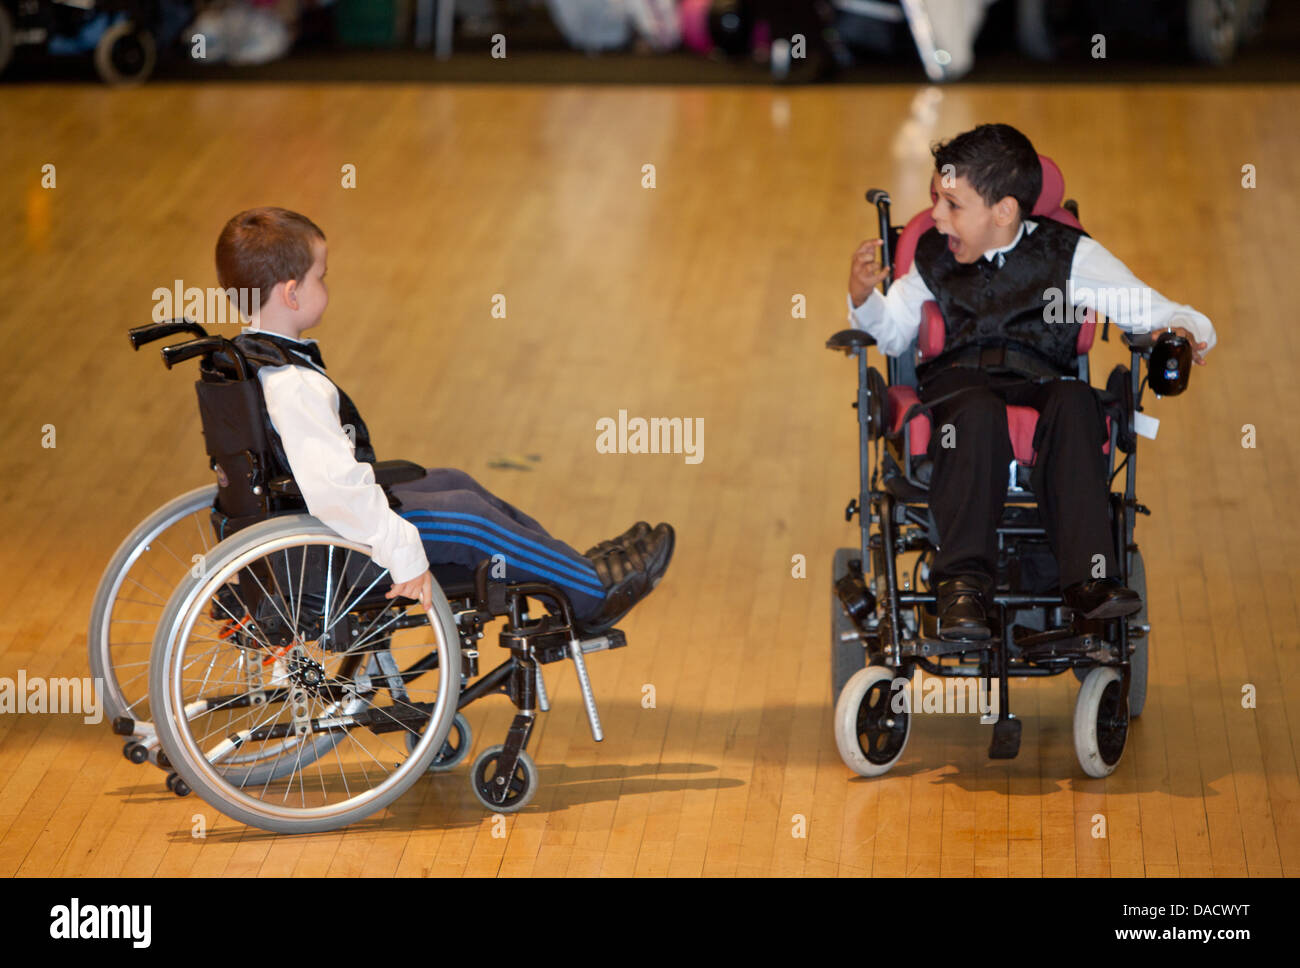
[469, 745, 537, 813]
[1074, 667, 1129, 778]
[123, 741, 149, 764]
[834, 665, 911, 777]
[406, 713, 473, 772]
[166, 772, 192, 797]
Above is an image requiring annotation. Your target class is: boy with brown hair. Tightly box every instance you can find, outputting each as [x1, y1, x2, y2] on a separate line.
[215, 206, 673, 632]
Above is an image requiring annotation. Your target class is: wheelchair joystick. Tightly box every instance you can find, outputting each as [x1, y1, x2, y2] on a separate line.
[1147, 330, 1193, 397]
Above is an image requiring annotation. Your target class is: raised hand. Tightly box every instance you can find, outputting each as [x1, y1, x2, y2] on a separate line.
[849, 238, 891, 308]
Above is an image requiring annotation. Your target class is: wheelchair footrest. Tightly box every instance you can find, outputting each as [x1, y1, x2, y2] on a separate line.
[988, 716, 1022, 759]
[1014, 627, 1110, 662]
[904, 636, 991, 659]
[534, 627, 626, 664]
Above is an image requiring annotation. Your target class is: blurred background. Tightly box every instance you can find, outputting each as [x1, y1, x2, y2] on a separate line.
[0, 0, 1294, 88]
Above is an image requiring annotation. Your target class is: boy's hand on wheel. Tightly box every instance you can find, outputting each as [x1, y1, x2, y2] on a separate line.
[387, 570, 433, 607]
[849, 238, 891, 308]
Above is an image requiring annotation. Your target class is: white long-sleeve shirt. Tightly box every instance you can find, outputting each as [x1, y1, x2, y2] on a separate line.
[847, 219, 1217, 359]
[246, 328, 430, 584]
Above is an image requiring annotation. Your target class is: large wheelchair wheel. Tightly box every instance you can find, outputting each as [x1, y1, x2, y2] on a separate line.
[834, 665, 910, 777]
[830, 547, 868, 705]
[149, 516, 461, 834]
[1073, 667, 1128, 778]
[88, 484, 217, 738]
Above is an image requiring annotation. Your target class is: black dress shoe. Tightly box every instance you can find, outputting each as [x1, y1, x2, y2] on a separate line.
[1063, 578, 1142, 620]
[937, 577, 991, 642]
[580, 524, 675, 633]
[583, 521, 651, 560]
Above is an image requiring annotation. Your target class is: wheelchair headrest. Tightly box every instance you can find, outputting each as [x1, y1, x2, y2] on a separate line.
[1033, 155, 1066, 215]
[895, 154, 1071, 278]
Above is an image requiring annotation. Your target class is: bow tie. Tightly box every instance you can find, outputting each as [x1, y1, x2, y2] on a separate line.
[257, 332, 326, 369]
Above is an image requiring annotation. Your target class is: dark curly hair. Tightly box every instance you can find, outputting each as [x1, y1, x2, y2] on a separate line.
[931, 123, 1041, 218]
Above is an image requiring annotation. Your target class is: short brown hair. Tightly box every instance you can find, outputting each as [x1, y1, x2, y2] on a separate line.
[215, 207, 325, 318]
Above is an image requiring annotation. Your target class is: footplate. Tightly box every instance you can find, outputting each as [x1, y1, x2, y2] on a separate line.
[535, 628, 627, 664]
[988, 715, 1022, 759]
[903, 636, 993, 659]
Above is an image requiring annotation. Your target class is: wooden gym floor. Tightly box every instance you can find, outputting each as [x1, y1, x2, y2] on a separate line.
[0, 81, 1297, 877]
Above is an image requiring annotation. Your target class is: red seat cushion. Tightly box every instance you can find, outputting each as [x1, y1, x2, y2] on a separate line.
[887, 385, 931, 454]
[918, 300, 945, 360]
[886, 393, 1111, 465]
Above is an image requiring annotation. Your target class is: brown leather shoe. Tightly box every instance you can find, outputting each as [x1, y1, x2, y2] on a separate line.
[1063, 578, 1142, 620]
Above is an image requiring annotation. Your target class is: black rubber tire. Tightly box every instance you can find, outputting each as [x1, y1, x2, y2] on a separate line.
[94, 20, 156, 86]
[406, 712, 473, 772]
[469, 745, 537, 813]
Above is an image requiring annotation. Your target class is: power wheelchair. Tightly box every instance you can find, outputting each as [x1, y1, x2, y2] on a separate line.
[89, 319, 628, 833]
[826, 155, 1187, 780]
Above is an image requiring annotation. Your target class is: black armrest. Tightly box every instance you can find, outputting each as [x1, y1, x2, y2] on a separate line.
[1122, 330, 1156, 354]
[826, 328, 876, 354]
[264, 459, 425, 503]
[374, 459, 426, 488]
[266, 476, 302, 497]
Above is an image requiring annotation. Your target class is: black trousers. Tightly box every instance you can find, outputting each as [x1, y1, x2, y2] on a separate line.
[919, 366, 1115, 598]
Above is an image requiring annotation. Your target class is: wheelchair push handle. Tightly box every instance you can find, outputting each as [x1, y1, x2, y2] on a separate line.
[161, 337, 232, 371]
[128, 318, 208, 350]
[865, 189, 894, 293]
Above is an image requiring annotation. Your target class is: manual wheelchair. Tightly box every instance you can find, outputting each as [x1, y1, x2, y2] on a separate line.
[89, 319, 628, 833]
[826, 155, 1185, 780]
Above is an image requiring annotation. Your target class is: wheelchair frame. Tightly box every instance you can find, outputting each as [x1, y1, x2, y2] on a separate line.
[826, 189, 1167, 778]
[93, 319, 629, 830]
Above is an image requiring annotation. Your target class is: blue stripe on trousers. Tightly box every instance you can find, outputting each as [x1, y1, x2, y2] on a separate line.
[405, 525, 606, 600]
[400, 510, 602, 589]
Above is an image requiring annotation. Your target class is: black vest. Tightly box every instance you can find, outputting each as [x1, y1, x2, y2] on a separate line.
[231, 331, 377, 478]
[913, 215, 1088, 376]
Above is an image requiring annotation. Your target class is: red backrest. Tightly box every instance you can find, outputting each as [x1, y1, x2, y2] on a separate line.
[895, 154, 1095, 359]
